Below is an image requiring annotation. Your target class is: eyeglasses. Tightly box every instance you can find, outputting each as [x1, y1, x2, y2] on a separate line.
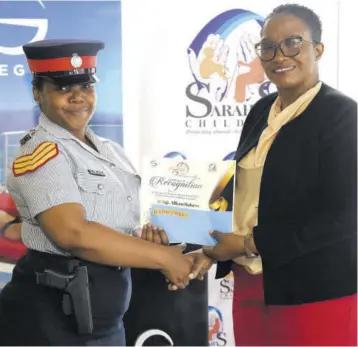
[254, 35, 317, 62]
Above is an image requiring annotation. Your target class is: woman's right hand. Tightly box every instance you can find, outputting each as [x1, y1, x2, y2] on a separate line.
[160, 244, 193, 289]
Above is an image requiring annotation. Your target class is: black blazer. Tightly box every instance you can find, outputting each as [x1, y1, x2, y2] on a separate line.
[217, 83, 357, 305]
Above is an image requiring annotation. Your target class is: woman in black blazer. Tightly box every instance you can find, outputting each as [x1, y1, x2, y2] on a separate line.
[202, 4, 357, 346]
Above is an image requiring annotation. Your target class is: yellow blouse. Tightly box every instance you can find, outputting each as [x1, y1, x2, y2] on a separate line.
[232, 82, 322, 274]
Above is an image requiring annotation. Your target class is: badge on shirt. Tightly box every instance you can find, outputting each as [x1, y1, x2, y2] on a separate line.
[88, 169, 106, 177]
[20, 129, 36, 146]
[13, 142, 59, 177]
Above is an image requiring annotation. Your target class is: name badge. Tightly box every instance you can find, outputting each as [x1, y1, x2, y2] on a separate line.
[88, 169, 106, 177]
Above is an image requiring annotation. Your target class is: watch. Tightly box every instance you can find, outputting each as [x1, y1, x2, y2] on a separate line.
[244, 233, 258, 259]
[0, 216, 21, 237]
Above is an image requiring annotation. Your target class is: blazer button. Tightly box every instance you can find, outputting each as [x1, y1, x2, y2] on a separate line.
[127, 196, 133, 201]
[98, 184, 104, 190]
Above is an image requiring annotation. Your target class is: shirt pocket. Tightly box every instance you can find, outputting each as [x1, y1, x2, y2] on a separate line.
[75, 171, 124, 195]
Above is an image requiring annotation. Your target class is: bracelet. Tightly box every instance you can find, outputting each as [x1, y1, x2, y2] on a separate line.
[244, 233, 258, 259]
[0, 216, 21, 237]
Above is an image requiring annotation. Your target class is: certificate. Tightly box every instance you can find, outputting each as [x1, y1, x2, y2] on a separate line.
[140, 158, 236, 246]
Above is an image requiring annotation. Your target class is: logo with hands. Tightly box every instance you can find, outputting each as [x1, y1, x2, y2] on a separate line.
[187, 9, 274, 105]
[228, 31, 267, 103]
[188, 33, 230, 102]
[208, 306, 224, 343]
[169, 162, 189, 176]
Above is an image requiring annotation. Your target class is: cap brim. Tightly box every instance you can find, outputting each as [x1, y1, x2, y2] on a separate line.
[46, 74, 99, 86]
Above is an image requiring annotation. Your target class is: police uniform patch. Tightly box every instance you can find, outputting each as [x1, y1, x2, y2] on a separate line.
[20, 129, 36, 146]
[20, 134, 32, 146]
[13, 142, 59, 177]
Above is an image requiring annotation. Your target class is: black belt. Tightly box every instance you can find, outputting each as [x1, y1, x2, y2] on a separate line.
[27, 249, 79, 271]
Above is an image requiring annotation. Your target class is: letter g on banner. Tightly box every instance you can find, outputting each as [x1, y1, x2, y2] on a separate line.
[134, 329, 174, 346]
[0, 19, 48, 55]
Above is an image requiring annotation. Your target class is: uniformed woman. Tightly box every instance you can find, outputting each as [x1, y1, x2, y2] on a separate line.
[0, 39, 194, 346]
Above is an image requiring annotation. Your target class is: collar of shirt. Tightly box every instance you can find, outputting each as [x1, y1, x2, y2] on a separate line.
[267, 81, 322, 131]
[38, 113, 112, 164]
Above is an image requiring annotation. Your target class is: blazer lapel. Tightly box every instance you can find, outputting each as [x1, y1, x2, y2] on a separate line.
[220, 98, 273, 207]
[235, 106, 270, 162]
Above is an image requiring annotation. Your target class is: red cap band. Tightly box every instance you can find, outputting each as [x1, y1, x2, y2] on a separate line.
[27, 56, 97, 73]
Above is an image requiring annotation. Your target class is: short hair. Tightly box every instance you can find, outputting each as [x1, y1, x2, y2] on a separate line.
[264, 4, 322, 42]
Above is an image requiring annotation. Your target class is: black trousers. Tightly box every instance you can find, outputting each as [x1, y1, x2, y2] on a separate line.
[0, 251, 131, 346]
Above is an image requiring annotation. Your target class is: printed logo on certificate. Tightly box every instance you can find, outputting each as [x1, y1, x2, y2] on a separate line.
[140, 158, 235, 246]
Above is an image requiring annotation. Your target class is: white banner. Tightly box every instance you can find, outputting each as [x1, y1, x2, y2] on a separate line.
[122, 1, 339, 345]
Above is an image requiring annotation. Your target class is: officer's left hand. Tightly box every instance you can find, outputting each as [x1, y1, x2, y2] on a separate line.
[0, 211, 22, 241]
[0, 210, 14, 226]
[141, 223, 169, 246]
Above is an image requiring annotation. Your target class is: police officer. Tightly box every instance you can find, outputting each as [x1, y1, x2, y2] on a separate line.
[0, 39, 194, 346]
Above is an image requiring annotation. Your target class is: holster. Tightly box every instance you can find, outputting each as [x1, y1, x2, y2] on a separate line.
[36, 260, 93, 335]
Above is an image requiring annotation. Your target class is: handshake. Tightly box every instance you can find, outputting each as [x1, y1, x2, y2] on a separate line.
[140, 223, 214, 290]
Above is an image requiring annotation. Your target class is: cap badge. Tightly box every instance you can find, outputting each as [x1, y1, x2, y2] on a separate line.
[70, 53, 83, 68]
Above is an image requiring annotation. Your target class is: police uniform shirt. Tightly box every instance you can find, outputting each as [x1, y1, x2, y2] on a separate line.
[6, 113, 141, 256]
